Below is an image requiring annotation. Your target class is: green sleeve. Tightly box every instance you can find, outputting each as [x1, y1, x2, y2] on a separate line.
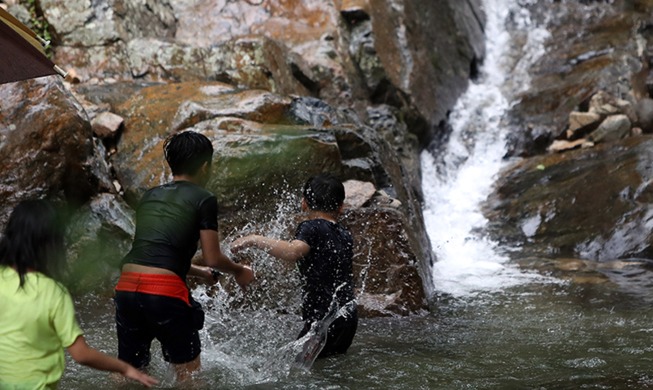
[52, 288, 84, 348]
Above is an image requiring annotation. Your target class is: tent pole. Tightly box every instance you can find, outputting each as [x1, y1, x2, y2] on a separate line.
[53, 65, 68, 79]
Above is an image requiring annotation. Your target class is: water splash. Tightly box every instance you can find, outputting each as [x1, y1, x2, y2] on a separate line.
[421, 0, 552, 298]
[183, 188, 365, 386]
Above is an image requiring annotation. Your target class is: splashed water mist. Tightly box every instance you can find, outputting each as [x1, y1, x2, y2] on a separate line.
[421, 0, 552, 298]
[186, 184, 365, 386]
[184, 187, 307, 386]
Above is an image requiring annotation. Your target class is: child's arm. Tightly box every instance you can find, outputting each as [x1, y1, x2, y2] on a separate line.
[187, 264, 219, 285]
[232, 235, 310, 264]
[200, 229, 254, 289]
[66, 335, 158, 387]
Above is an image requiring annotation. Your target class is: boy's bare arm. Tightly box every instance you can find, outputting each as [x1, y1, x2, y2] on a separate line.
[232, 235, 310, 264]
[187, 264, 219, 285]
[67, 335, 158, 387]
[199, 229, 254, 288]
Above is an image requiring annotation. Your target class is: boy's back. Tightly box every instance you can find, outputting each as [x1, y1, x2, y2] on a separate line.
[232, 173, 358, 359]
[295, 218, 354, 323]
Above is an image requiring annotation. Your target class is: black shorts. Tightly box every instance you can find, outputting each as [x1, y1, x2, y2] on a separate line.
[114, 291, 203, 367]
[298, 311, 358, 358]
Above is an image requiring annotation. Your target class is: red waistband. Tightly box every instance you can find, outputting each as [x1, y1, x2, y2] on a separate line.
[115, 272, 190, 306]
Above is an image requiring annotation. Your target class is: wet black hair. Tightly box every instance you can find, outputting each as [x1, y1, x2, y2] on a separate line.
[163, 131, 214, 176]
[302, 173, 345, 212]
[0, 199, 66, 287]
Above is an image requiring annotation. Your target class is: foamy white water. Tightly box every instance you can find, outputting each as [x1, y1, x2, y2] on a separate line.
[422, 0, 551, 297]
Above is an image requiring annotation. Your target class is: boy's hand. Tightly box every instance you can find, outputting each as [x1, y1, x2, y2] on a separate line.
[188, 264, 220, 285]
[201, 266, 220, 285]
[234, 265, 255, 290]
[231, 235, 255, 253]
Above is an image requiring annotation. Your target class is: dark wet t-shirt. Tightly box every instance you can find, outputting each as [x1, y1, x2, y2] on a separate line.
[294, 218, 355, 323]
[122, 181, 218, 280]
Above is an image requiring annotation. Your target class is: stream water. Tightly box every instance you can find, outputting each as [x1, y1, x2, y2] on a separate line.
[60, 0, 653, 389]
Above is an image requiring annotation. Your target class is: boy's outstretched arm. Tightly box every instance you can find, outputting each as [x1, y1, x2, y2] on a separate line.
[200, 229, 255, 289]
[66, 335, 158, 387]
[232, 235, 310, 264]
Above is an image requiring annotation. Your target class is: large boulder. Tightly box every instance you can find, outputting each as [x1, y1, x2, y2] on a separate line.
[365, 0, 485, 143]
[2, 0, 491, 314]
[40, 0, 484, 145]
[108, 81, 428, 314]
[125, 36, 313, 97]
[0, 77, 111, 225]
[65, 193, 135, 293]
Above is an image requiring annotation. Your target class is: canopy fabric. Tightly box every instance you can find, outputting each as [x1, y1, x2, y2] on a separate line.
[0, 8, 60, 84]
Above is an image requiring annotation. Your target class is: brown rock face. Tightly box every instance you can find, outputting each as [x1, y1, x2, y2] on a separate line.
[368, 0, 485, 142]
[485, 135, 653, 261]
[108, 81, 428, 315]
[1, 0, 489, 315]
[506, 4, 646, 157]
[0, 77, 105, 224]
[344, 207, 426, 315]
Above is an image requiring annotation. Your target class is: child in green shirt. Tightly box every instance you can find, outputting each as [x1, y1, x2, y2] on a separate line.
[0, 200, 158, 389]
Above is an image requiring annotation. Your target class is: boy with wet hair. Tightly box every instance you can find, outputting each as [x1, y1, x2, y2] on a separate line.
[114, 130, 254, 381]
[232, 173, 358, 358]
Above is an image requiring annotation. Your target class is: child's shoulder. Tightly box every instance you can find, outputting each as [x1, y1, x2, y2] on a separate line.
[0, 267, 69, 298]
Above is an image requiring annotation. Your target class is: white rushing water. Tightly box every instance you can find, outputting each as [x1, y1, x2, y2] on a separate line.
[421, 0, 551, 298]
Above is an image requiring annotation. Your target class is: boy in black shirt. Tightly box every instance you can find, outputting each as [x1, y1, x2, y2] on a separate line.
[114, 131, 254, 381]
[232, 173, 357, 358]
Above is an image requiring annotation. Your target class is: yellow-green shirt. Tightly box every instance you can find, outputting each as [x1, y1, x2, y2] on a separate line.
[0, 266, 83, 390]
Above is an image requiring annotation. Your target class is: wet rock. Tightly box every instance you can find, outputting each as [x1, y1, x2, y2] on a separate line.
[587, 114, 631, 143]
[288, 96, 358, 127]
[507, 5, 643, 157]
[344, 180, 376, 208]
[91, 111, 123, 139]
[567, 111, 602, 139]
[0, 77, 108, 225]
[65, 193, 135, 293]
[485, 135, 653, 261]
[635, 98, 653, 132]
[366, 0, 485, 143]
[343, 207, 427, 316]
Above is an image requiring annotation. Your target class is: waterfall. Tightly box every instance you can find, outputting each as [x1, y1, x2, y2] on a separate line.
[421, 0, 551, 298]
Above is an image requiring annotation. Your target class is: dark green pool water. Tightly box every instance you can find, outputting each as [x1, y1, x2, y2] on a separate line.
[60, 264, 653, 389]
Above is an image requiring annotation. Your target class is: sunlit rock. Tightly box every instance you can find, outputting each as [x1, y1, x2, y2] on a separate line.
[587, 114, 631, 143]
[567, 112, 601, 138]
[125, 36, 314, 97]
[547, 139, 594, 153]
[343, 180, 376, 208]
[42, 0, 176, 46]
[91, 111, 123, 139]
